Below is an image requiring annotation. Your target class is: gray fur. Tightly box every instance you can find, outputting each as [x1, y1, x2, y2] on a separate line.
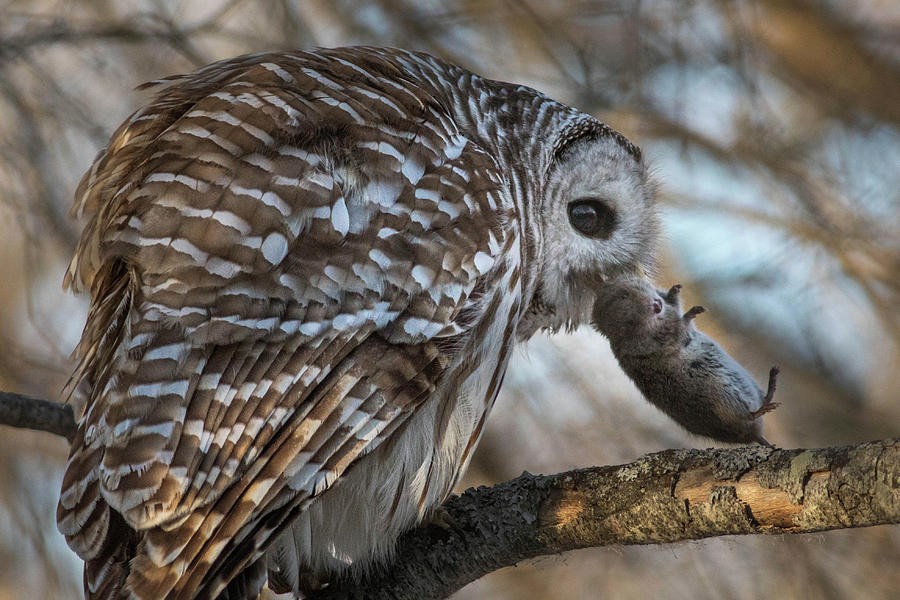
[591, 279, 779, 445]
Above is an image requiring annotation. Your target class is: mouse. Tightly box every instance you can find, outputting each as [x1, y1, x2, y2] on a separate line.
[591, 279, 779, 445]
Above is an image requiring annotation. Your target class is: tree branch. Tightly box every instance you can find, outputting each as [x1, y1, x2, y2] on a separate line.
[0, 391, 74, 441]
[311, 439, 899, 600]
[0, 391, 896, 600]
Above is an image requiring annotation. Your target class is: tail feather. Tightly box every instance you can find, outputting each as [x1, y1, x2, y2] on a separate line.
[84, 508, 140, 600]
[214, 558, 267, 600]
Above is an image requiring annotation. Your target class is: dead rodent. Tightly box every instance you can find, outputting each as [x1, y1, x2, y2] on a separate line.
[591, 279, 779, 445]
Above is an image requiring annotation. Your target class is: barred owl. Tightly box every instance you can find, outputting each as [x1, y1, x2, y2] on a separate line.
[57, 47, 657, 599]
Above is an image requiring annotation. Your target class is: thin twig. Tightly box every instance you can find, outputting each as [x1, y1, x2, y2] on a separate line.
[0, 391, 75, 441]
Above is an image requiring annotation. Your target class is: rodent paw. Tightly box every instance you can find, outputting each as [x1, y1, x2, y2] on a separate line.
[683, 305, 706, 321]
[750, 401, 780, 419]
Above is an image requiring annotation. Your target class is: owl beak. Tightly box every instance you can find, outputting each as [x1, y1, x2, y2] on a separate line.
[584, 260, 653, 299]
[600, 261, 650, 287]
[589, 261, 653, 311]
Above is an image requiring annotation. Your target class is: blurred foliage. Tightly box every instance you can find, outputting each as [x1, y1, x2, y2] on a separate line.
[0, 1, 897, 599]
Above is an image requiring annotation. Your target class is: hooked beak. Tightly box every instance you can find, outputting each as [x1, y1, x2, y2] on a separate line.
[589, 262, 655, 315]
[596, 261, 653, 289]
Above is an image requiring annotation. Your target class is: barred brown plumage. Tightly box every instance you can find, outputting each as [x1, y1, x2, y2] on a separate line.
[57, 46, 659, 599]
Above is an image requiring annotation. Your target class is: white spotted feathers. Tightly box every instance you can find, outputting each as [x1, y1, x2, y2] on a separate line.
[57, 46, 653, 600]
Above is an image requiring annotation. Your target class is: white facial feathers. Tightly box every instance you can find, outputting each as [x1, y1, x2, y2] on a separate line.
[530, 135, 659, 332]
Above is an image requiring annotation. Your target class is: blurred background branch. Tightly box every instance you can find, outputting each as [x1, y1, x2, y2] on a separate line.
[0, 392, 74, 441]
[0, 1, 897, 598]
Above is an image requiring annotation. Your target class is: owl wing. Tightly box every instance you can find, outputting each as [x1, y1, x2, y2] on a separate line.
[57, 52, 509, 599]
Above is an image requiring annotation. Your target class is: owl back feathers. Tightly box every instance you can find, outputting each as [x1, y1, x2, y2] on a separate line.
[59, 48, 518, 599]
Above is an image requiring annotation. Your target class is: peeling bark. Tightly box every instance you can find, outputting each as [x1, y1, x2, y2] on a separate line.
[0, 391, 897, 600]
[312, 440, 899, 600]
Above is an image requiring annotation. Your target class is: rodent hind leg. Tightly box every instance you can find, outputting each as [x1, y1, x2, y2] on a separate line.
[751, 366, 781, 418]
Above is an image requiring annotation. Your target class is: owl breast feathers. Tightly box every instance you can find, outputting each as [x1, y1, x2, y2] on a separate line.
[57, 46, 656, 599]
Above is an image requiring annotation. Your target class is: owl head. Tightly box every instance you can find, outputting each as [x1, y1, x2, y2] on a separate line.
[526, 124, 659, 334]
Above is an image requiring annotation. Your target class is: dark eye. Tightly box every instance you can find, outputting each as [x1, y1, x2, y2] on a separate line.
[567, 198, 617, 239]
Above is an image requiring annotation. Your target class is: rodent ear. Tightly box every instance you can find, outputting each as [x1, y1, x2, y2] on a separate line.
[683, 305, 705, 321]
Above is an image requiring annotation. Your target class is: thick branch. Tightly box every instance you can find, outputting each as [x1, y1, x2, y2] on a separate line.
[312, 440, 900, 600]
[0, 391, 75, 441]
[0, 392, 896, 600]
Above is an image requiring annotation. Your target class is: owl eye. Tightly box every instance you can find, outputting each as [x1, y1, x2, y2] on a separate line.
[567, 198, 617, 239]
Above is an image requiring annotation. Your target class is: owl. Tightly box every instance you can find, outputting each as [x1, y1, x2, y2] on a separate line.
[57, 47, 658, 599]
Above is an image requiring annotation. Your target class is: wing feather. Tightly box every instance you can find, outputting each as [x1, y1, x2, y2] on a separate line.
[59, 48, 508, 599]
[193, 339, 448, 599]
[126, 336, 444, 599]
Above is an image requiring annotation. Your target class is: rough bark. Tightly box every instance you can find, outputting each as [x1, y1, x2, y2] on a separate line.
[0, 392, 897, 600]
[311, 440, 899, 600]
[0, 391, 75, 441]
